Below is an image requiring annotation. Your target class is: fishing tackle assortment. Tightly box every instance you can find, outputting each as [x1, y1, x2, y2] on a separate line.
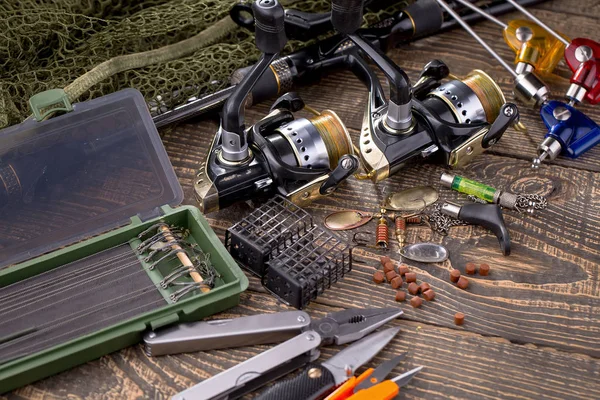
[437, 0, 600, 168]
[324, 186, 438, 249]
[226, 195, 352, 309]
[195, 0, 359, 213]
[3, 0, 593, 396]
[0, 89, 247, 393]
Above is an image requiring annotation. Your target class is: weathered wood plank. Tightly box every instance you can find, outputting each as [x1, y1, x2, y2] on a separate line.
[5, 293, 599, 400]
[163, 114, 600, 357]
[5, 1, 600, 398]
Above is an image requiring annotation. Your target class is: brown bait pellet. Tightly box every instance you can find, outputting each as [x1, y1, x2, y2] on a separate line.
[383, 262, 395, 273]
[391, 276, 403, 289]
[385, 270, 398, 282]
[422, 289, 436, 301]
[450, 269, 461, 283]
[380, 256, 391, 266]
[420, 282, 431, 293]
[398, 264, 410, 276]
[465, 262, 477, 275]
[454, 312, 465, 325]
[457, 276, 469, 290]
[373, 271, 385, 284]
[406, 216, 423, 224]
[405, 272, 417, 283]
[410, 296, 423, 308]
[408, 282, 420, 295]
[395, 291, 406, 302]
[479, 263, 490, 276]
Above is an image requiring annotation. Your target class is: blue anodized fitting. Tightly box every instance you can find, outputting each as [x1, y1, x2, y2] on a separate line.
[532, 100, 600, 167]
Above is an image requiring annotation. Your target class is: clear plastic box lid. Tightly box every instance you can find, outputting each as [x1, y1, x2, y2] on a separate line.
[0, 89, 183, 268]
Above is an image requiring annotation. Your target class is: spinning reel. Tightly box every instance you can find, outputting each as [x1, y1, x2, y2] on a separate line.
[196, 0, 358, 213]
[440, 0, 600, 168]
[330, 0, 519, 182]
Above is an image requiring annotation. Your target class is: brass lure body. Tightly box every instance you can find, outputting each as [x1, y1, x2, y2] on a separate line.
[394, 216, 407, 249]
[385, 186, 439, 211]
[324, 210, 373, 230]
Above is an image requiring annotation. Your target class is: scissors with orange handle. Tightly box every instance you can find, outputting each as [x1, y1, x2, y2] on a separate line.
[325, 353, 423, 400]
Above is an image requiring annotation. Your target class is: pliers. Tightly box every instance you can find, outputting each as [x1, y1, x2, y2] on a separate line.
[325, 352, 423, 400]
[252, 326, 402, 400]
[144, 307, 403, 400]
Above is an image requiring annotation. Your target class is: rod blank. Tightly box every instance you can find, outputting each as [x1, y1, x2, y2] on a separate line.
[435, 0, 518, 77]
[504, 0, 570, 46]
[453, 0, 508, 28]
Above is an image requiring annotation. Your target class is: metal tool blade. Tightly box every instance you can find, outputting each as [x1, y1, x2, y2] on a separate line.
[172, 331, 322, 400]
[354, 353, 407, 392]
[314, 307, 403, 345]
[145, 311, 310, 356]
[391, 366, 423, 388]
[321, 326, 401, 385]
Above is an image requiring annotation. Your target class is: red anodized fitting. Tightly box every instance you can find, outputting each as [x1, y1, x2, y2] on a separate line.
[564, 38, 600, 104]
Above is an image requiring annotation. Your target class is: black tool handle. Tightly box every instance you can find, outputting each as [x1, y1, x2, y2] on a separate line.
[459, 204, 511, 256]
[254, 362, 337, 400]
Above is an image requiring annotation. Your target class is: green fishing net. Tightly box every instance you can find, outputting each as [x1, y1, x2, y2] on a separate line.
[0, 0, 407, 128]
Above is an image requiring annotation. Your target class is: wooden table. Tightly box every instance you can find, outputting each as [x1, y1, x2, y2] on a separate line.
[5, 1, 600, 399]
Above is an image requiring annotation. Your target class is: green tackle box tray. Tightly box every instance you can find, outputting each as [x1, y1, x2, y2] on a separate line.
[0, 89, 248, 393]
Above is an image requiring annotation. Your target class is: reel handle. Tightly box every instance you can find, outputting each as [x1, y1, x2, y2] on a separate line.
[221, 0, 287, 161]
[331, 0, 364, 34]
[253, 0, 287, 54]
[319, 154, 359, 195]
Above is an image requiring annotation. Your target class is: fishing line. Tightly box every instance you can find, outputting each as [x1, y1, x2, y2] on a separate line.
[0, 252, 137, 306]
[0, 284, 162, 352]
[0, 243, 134, 301]
[1, 229, 190, 313]
[0, 259, 148, 320]
[0, 297, 167, 364]
[0, 255, 144, 315]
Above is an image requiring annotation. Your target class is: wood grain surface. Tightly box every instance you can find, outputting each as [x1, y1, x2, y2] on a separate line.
[4, 1, 600, 399]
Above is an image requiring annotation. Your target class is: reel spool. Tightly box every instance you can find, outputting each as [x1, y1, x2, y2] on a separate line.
[269, 110, 353, 170]
[424, 70, 506, 125]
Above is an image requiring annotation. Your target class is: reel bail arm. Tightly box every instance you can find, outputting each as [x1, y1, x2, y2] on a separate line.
[221, 0, 287, 162]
